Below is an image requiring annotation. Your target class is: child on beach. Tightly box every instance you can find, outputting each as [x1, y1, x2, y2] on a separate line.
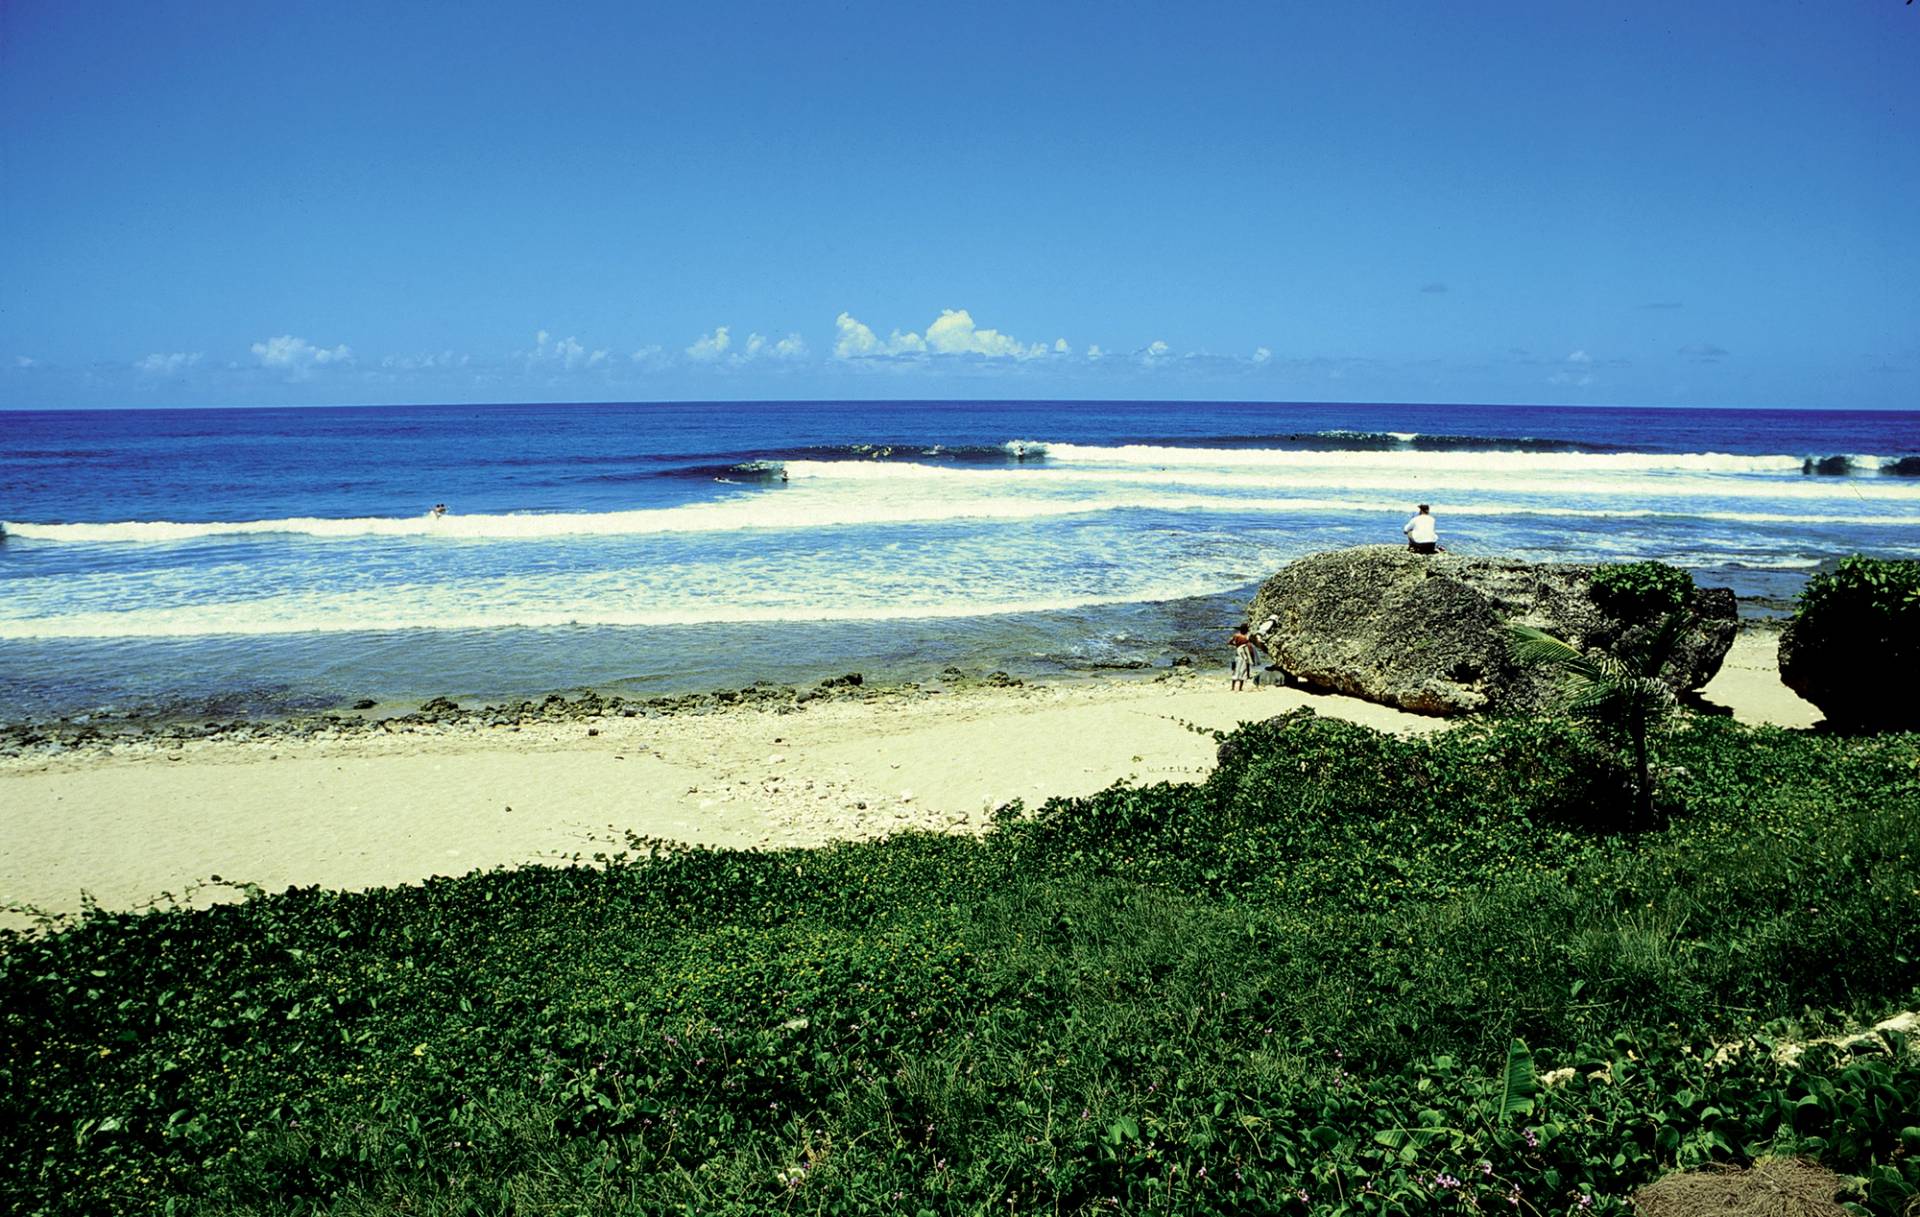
[1229, 624, 1266, 691]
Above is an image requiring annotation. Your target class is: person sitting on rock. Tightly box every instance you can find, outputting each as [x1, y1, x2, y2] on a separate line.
[1229, 624, 1266, 692]
[1403, 504, 1444, 554]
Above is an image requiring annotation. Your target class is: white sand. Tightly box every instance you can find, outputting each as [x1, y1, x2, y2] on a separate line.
[1694, 628, 1820, 729]
[0, 632, 1817, 922]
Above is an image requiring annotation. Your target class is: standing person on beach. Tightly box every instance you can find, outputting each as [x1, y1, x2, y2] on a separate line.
[1229, 624, 1266, 692]
[1403, 504, 1443, 554]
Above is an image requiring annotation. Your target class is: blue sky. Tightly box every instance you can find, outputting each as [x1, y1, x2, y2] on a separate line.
[2, 1, 1915, 410]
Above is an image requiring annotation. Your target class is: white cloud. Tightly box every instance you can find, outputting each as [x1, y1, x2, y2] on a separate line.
[833, 313, 882, 357]
[834, 312, 925, 358]
[1253, 346, 1273, 364]
[686, 326, 732, 361]
[685, 327, 810, 365]
[1141, 340, 1171, 362]
[743, 332, 808, 360]
[252, 335, 352, 369]
[15, 355, 38, 369]
[526, 331, 603, 370]
[1086, 344, 1104, 359]
[631, 344, 666, 365]
[136, 351, 203, 376]
[925, 309, 1031, 357]
[1054, 338, 1069, 354]
[1566, 349, 1593, 364]
[381, 350, 468, 372]
[836, 309, 1051, 360]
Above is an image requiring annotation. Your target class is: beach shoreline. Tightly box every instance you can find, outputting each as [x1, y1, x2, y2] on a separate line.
[0, 631, 1817, 928]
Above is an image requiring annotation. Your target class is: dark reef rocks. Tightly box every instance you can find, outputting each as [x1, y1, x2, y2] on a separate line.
[0, 667, 1036, 761]
[1245, 546, 1737, 717]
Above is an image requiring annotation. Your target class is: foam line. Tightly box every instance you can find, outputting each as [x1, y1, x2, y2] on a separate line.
[6, 489, 1918, 546]
[0, 585, 1233, 640]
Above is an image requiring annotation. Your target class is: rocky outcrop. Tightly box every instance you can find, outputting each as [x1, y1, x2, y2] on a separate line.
[1244, 546, 1737, 716]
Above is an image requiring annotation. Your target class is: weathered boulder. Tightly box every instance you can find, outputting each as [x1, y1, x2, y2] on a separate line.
[1245, 546, 1737, 716]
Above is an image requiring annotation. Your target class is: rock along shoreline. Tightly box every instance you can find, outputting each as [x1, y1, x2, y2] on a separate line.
[0, 666, 1058, 764]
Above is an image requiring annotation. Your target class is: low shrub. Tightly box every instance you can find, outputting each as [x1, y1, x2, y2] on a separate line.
[1778, 554, 1920, 731]
[1590, 561, 1695, 624]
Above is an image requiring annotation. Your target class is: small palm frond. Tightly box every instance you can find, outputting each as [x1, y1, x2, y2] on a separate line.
[1506, 624, 1602, 680]
[1564, 681, 1624, 718]
[1622, 611, 1690, 674]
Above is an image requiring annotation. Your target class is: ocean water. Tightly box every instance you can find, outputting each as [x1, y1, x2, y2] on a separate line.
[3, 400, 1917, 721]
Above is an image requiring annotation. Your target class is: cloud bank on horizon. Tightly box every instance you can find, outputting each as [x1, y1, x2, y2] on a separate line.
[0, 305, 1792, 407]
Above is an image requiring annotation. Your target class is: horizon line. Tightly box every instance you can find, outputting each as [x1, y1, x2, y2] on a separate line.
[3, 397, 1914, 417]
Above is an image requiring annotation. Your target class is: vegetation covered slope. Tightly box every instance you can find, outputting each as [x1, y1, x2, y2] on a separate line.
[4, 713, 1918, 1215]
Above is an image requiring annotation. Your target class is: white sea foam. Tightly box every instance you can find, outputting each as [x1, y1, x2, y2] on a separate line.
[0, 496, 1128, 543]
[0, 583, 1231, 640]
[781, 459, 1920, 502]
[9, 438, 1916, 546]
[1033, 441, 1827, 474]
[7, 485, 1918, 546]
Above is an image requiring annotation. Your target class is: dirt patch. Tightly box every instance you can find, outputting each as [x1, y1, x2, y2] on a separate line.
[1632, 1158, 1850, 1217]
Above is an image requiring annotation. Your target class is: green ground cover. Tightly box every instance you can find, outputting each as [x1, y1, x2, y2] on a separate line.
[4, 712, 1918, 1215]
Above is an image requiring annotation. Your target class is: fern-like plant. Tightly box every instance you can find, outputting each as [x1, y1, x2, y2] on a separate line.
[1507, 616, 1686, 828]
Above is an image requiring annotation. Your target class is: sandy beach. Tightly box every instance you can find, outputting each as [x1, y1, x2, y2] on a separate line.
[0, 632, 1815, 924]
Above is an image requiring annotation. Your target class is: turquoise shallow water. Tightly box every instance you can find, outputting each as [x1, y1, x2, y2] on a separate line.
[2, 399, 1916, 719]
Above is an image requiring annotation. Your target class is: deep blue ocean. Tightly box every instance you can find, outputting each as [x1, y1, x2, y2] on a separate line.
[3, 400, 1917, 721]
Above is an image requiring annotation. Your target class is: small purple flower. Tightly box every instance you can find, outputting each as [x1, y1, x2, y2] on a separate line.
[1577, 1194, 1594, 1210]
[1196, 1165, 1207, 1179]
[1523, 1127, 1539, 1149]
[1479, 1160, 1494, 1177]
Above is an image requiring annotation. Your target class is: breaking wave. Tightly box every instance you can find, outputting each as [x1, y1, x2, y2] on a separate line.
[7, 492, 1917, 546]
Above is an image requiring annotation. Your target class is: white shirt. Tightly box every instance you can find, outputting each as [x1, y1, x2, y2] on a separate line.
[1403, 513, 1437, 544]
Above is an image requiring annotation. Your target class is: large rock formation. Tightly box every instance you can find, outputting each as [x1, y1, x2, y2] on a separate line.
[1244, 546, 1737, 716]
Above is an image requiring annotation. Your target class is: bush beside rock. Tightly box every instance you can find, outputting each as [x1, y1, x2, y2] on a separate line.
[1778, 555, 1920, 731]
